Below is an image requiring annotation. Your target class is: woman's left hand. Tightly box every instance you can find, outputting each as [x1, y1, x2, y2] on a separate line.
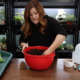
[42, 50, 51, 55]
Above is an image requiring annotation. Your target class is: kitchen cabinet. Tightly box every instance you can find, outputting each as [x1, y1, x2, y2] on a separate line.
[9, 0, 80, 58]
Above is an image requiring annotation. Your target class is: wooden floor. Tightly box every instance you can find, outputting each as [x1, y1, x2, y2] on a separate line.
[0, 58, 80, 80]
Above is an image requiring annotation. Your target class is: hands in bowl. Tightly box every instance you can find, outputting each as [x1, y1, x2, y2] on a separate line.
[22, 43, 51, 55]
[21, 43, 29, 53]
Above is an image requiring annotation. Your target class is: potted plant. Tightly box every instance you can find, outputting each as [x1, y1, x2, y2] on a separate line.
[2, 44, 7, 51]
[58, 44, 64, 50]
[63, 43, 67, 50]
[13, 12, 24, 24]
[13, 15, 23, 24]
[0, 38, 3, 50]
[64, 14, 77, 25]
[1, 37, 7, 51]
[0, 9, 5, 24]
[0, 37, 6, 45]
[69, 43, 74, 50]
[0, 37, 7, 51]
[56, 9, 66, 24]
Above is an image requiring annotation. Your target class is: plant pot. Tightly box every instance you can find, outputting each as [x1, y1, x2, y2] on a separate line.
[2, 43, 7, 51]
[67, 22, 73, 25]
[2, 47, 7, 51]
[20, 21, 23, 24]
[0, 21, 5, 24]
[0, 46, 2, 50]
[4, 21, 6, 24]
[0, 43, 3, 50]
[16, 21, 20, 24]
[3, 43, 7, 46]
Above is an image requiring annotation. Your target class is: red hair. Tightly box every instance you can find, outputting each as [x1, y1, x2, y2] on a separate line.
[21, 0, 47, 38]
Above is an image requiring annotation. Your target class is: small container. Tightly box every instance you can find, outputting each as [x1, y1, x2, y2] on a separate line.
[64, 59, 74, 67]
[72, 43, 80, 64]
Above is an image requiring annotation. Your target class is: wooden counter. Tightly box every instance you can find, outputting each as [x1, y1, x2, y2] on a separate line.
[0, 58, 80, 80]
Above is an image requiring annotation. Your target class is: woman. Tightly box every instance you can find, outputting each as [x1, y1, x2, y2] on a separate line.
[19, 0, 67, 55]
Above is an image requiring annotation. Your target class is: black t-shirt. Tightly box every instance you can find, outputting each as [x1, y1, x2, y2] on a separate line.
[19, 15, 67, 47]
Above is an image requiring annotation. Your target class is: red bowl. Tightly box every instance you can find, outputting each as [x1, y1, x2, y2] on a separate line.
[23, 46, 55, 70]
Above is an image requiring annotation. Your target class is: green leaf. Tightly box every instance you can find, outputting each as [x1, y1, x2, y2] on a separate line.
[64, 14, 77, 22]
[0, 53, 4, 62]
[59, 44, 64, 49]
[13, 15, 23, 21]
[0, 37, 6, 43]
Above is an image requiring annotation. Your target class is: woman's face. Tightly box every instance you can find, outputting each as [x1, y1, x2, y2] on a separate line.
[30, 7, 39, 25]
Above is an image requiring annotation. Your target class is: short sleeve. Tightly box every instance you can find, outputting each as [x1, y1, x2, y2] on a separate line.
[48, 16, 67, 37]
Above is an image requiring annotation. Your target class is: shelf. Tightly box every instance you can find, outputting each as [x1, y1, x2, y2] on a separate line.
[57, 50, 74, 53]
[0, 25, 8, 29]
[62, 24, 78, 30]
[12, 24, 22, 34]
[14, 49, 24, 58]
[11, 24, 79, 34]
[12, 24, 78, 29]
[12, 24, 22, 29]
[12, 5, 77, 8]
[43, 6, 77, 8]
[0, 24, 7, 26]
[0, 25, 8, 34]
[58, 53, 72, 58]
[16, 49, 74, 53]
[12, 0, 77, 8]
[13, 30, 78, 35]
[0, 4, 4, 6]
[12, 0, 76, 2]
[12, 0, 32, 2]
[12, 49, 24, 58]
[0, 30, 7, 34]
[0, 0, 5, 2]
[13, 30, 21, 34]
[57, 50, 73, 58]
[62, 24, 79, 34]
[12, 6, 25, 8]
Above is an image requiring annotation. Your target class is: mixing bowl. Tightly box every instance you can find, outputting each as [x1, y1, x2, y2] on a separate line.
[23, 46, 55, 70]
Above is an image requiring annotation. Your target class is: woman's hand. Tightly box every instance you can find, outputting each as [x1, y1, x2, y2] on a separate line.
[43, 34, 66, 55]
[42, 49, 51, 55]
[21, 43, 29, 53]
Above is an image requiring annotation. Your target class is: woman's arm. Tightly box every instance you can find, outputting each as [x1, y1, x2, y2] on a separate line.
[19, 32, 29, 53]
[21, 42, 27, 47]
[21, 42, 29, 53]
[43, 34, 66, 55]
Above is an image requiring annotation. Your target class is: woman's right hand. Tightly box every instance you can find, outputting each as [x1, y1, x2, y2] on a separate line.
[21, 42, 29, 53]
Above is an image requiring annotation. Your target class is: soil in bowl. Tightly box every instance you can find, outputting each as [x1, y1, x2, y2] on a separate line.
[26, 48, 44, 55]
